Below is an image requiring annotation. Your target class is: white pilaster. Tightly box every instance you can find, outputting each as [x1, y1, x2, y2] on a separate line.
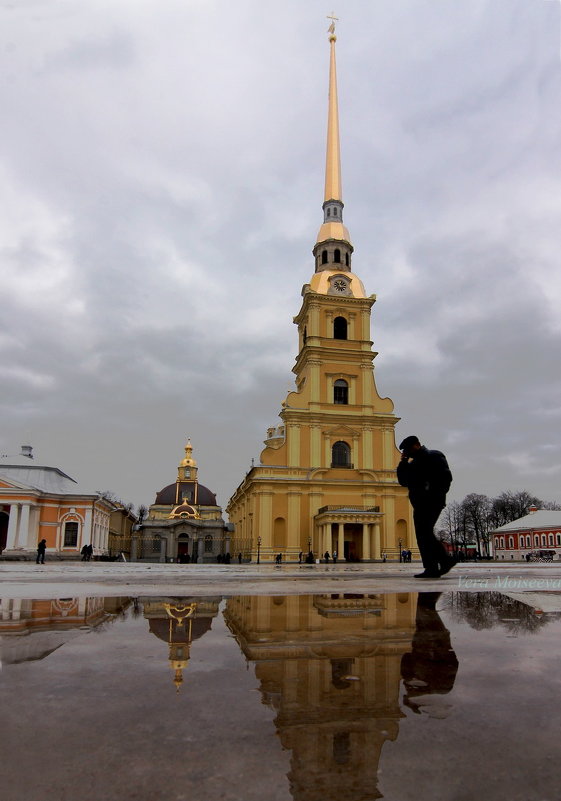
[5, 504, 20, 550]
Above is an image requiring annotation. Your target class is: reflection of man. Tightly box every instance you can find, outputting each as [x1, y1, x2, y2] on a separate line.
[401, 592, 458, 712]
[397, 435, 454, 578]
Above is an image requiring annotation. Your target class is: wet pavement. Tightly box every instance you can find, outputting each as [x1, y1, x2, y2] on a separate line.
[3, 561, 561, 598]
[1, 585, 561, 800]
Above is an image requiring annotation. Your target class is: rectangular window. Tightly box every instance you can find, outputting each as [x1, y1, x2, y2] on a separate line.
[334, 386, 348, 404]
[64, 521, 79, 547]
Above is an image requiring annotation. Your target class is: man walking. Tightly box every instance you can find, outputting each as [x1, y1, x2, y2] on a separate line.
[397, 435, 455, 579]
[36, 538, 47, 565]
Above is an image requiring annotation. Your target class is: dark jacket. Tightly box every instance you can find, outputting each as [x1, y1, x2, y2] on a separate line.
[397, 446, 452, 509]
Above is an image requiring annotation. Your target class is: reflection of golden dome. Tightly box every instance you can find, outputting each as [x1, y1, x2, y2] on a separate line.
[308, 269, 367, 298]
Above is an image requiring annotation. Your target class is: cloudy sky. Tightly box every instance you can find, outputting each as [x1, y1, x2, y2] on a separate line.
[2, 0, 561, 512]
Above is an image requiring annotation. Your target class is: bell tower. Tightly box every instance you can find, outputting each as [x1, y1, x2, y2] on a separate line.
[227, 21, 414, 563]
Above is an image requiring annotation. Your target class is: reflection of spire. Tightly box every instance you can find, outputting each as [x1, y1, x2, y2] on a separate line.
[164, 602, 197, 692]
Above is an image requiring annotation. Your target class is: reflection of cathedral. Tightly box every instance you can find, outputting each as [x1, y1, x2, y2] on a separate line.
[142, 597, 221, 690]
[0, 597, 129, 665]
[224, 593, 417, 801]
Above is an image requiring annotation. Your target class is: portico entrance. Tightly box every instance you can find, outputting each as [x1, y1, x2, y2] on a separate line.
[314, 506, 383, 562]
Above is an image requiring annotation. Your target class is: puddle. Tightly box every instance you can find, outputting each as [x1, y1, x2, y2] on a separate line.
[1, 591, 559, 801]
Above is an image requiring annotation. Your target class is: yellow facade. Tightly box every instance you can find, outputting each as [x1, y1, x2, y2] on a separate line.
[227, 29, 414, 562]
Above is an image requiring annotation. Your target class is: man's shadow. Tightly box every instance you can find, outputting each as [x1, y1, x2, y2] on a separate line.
[401, 592, 459, 715]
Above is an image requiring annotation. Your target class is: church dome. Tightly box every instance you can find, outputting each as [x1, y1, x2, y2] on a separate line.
[154, 481, 217, 507]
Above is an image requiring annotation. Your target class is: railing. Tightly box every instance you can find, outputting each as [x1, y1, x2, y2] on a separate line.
[317, 505, 380, 514]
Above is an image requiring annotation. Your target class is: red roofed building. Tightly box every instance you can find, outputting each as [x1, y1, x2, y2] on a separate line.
[492, 507, 561, 561]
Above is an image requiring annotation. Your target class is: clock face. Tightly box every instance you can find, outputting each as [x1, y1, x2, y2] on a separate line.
[333, 279, 347, 292]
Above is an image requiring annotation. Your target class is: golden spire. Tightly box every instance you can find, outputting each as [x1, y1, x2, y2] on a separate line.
[314, 15, 353, 252]
[324, 13, 341, 203]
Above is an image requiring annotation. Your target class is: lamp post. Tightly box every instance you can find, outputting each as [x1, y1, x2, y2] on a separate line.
[398, 538, 403, 563]
[257, 535, 261, 565]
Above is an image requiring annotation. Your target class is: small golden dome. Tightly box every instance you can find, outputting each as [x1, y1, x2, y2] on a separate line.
[179, 437, 197, 468]
[308, 268, 367, 298]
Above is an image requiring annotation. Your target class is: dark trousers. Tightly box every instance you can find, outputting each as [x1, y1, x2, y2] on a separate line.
[413, 505, 448, 572]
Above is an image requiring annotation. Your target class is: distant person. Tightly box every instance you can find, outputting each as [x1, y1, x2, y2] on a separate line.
[225, 552, 231, 564]
[298, 551, 303, 564]
[397, 435, 455, 579]
[86, 544, 93, 561]
[80, 544, 88, 561]
[238, 552, 242, 564]
[382, 553, 387, 563]
[332, 550, 337, 564]
[324, 551, 330, 563]
[36, 539, 47, 564]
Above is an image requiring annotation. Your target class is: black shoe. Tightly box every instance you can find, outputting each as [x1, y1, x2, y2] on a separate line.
[414, 570, 441, 579]
[439, 557, 457, 576]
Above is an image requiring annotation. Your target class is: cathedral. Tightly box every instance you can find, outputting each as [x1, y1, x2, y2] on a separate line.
[136, 439, 229, 562]
[227, 25, 414, 563]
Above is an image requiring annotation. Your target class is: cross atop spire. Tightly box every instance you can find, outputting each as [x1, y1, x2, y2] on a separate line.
[327, 11, 338, 39]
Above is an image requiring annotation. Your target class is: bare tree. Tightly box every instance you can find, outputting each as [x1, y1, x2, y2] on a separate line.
[462, 493, 492, 557]
[489, 490, 542, 528]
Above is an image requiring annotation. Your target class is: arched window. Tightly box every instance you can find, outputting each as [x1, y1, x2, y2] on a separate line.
[332, 441, 351, 468]
[333, 316, 347, 340]
[327, 207, 331, 217]
[332, 206, 338, 217]
[334, 379, 348, 405]
[549, 534, 554, 546]
[345, 253, 349, 266]
[303, 326, 307, 344]
[534, 534, 539, 547]
[322, 250, 328, 264]
[64, 521, 79, 547]
[334, 248, 341, 263]
[542, 534, 547, 547]
[527, 535, 531, 547]
[508, 536, 514, 549]
[204, 534, 213, 552]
